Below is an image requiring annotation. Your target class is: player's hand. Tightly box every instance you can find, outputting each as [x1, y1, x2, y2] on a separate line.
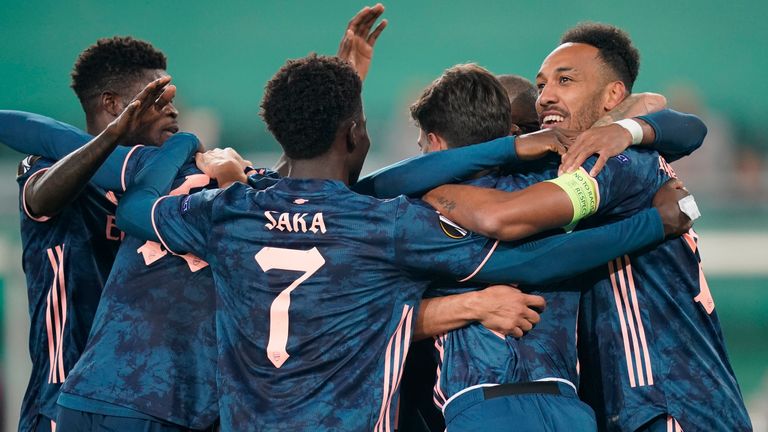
[195, 147, 253, 188]
[337, 3, 387, 81]
[559, 123, 633, 176]
[470, 285, 546, 339]
[104, 76, 176, 141]
[514, 128, 576, 161]
[652, 179, 695, 238]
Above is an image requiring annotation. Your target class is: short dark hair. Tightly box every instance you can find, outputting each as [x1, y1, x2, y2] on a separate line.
[560, 22, 640, 92]
[260, 54, 362, 159]
[410, 64, 512, 148]
[71, 36, 167, 109]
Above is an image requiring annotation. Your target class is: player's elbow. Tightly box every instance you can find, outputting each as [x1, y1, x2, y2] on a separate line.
[688, 116, 707, 153]
[643, 93, 668, 114]
[474, 213, 510, 240]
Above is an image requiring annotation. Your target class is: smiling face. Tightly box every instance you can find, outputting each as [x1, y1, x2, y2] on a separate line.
[535, 43, 618, 132]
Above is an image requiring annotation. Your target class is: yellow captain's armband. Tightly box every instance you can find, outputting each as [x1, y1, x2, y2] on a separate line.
[545, 168, 599, 226]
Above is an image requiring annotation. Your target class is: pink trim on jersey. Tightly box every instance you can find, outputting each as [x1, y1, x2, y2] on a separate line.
[151, 196, 179, 255]
[624, 255, 653, 385]
[121, 145, 144, 192]
[47, 248, 62, 383]
[55, 245, 67, 381]
[45, 285, 55, 383]
[51, 420, 56, 432]
[459, 240, 500, 283]
[22, 168, 52, 222]
[374, 305, 414, 432]
[616, 256, 646, 386]
[609, 259, 636, 387]
[666, 415, 683, 432]
[45, 245, 67, 383]
[432, 335, 448, 409]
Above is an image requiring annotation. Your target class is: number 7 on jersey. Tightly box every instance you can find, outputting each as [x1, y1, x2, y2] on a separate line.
[255, 247, 326, 368]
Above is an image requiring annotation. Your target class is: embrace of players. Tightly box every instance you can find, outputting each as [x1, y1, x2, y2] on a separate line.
[0, 3, 753, 432]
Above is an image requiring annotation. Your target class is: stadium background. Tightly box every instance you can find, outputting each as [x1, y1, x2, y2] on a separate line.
[0, 0, 765, 430]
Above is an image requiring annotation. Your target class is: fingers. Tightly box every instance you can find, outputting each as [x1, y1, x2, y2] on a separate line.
[589, 154, 609, 177]
[560, 147, 591, 175]
[509, 328, 524, 339]
[359, 4, 384, 34]
[154, 84, 176, 110]
[132, 76, 168, 106]
[337, 30, 353, 57]
[367, 19, 387, 46]
[347, 5, 370, 30]
[524, 293, 546, 312]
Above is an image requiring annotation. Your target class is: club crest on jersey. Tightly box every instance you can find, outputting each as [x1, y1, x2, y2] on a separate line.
[264, 211, 326, 234]
[438, 214, 468, 239]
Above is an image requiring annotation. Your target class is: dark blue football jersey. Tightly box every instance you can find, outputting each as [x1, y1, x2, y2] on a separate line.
[150, 178, 502, 431]
[427, 151, 637, 409]
[58, 147, 221, 429]
[429, 148, 749, 432]
[16, 156, 122, 431]
[576, 154, 752, 431]
[143, 171, 668, 431]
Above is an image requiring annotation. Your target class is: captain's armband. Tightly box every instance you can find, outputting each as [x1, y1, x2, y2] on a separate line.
[545, 168, 599, 228]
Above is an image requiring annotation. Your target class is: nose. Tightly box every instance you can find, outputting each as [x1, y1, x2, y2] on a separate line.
[164, 102, 179, 119]
[537, 83, 558, 108]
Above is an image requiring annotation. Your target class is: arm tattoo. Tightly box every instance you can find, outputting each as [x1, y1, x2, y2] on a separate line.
[435, 196, 457, 213]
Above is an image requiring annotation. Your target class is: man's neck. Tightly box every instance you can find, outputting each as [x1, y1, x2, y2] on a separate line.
[283, 151, 349, 185]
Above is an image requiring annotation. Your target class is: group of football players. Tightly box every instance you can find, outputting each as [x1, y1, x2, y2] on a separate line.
[0, 3, 753, 431]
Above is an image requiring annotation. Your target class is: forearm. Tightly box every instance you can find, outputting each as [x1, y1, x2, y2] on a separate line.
[637, 109, 706, 162]
[117, 134, 199, 241]
[413, 292, 479, 340]
[424, 182, 573, 241]
[24, 129, 122, 217]
[352, 136, 517, 198]
[473, 208, 665, 286]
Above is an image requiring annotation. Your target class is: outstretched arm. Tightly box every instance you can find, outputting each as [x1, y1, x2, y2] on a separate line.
[115, 133, 200, 242]
[353, 130, 570, 198]
[16, 78, 176, 217]
[470, 180, 693, 286]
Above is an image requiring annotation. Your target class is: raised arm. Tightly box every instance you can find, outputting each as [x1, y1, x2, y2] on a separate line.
[16, 78, 176, 217]
[336, 3, 387, 81]
[353, 130, 570, 198]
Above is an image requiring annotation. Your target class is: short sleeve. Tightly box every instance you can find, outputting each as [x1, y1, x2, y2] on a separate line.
[17, 157, 55, 222]
[393, 197, 498, 281]
[151, 188, 223, 258]
[118, 145, 151, 192]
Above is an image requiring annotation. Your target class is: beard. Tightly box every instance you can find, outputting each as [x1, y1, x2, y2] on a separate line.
[571, 91, 606, 132]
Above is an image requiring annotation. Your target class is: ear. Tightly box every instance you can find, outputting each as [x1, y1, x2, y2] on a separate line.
[603, 81, 628, 112]
[427, 132, 449, 152]
[345, 120, 358, 154]
[101, 91, 124, 117]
